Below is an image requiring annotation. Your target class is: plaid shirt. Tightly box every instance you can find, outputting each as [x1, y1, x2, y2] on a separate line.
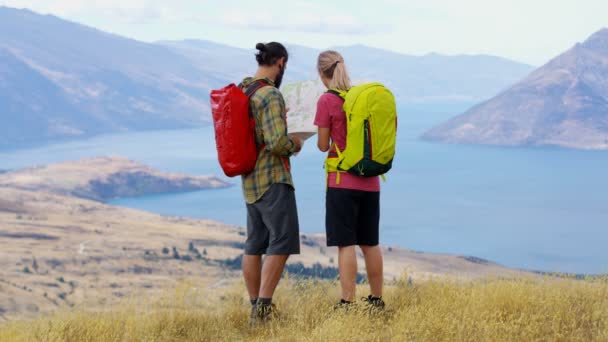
[241, 77, 297, 204]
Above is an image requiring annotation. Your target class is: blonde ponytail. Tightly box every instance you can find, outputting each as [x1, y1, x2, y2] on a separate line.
[317, 50, 352, 91]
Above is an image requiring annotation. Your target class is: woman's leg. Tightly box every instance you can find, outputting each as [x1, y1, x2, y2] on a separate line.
[360, 245, 383, 297]
[327, 188, 359, 302]
[338, 245, 358, 301]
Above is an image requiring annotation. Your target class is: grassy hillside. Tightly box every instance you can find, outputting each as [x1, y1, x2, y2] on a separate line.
[0, 276, 606, 341]
[0, 158, 526, 321]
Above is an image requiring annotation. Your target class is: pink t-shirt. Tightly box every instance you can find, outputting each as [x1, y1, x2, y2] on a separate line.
[314, 92, 380, 192]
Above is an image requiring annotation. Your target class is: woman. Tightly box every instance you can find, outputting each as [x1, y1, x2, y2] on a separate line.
[313, 50, 385, 309]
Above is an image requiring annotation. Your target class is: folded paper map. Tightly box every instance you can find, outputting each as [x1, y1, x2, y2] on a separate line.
[281, 80, 326, 142]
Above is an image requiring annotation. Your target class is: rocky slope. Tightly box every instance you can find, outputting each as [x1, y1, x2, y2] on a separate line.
[423, 28, 608, 150]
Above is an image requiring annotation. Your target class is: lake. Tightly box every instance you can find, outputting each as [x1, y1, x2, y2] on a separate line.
[1, 103, 607, 274]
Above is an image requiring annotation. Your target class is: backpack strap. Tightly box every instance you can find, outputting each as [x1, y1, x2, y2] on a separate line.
[326, 89, 344, 99]
[241, 80, 271, 155]
[325, 142, 344, 185]
[242, 80, 270, 121]
[242, 80, 290, 170]
[325, 89, 345, 185]
[244, 80, 270, 98]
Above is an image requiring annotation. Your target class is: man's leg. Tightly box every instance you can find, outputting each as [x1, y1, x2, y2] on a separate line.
[242, 255, 262, 301]
[259, 255, 289, 299]
[258, 184, 300, 303]
[360, 245, 383, 298]
[338, 245, 358, 302]
[244, 202, 269, 305]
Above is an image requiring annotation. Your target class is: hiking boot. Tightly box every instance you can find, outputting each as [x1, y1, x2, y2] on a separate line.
[363, 295, 385, 311]
[333, 299, 354, 312]
[250, 302, 275, 326]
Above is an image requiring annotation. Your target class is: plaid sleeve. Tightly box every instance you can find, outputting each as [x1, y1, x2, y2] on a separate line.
[259, 89, 296, 156]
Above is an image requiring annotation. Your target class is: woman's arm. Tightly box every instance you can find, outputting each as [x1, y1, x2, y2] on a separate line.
[317, 127, 331, 152]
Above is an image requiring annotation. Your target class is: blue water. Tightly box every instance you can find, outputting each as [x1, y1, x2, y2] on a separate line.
[1, 104, 607, 274]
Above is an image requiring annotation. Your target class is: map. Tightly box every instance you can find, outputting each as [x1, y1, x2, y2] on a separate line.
[281, 80, 326, 140]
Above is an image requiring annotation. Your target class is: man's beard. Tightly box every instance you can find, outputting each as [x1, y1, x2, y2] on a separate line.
[275, 64, 285, 89]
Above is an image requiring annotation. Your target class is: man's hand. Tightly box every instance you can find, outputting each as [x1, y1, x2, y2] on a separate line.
[289, 134, 303, 154]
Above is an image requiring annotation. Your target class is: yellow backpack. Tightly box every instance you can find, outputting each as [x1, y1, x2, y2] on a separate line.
[326, 83, 397, 182]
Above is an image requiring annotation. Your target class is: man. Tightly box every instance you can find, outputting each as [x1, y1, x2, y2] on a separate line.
[240, 42, 303, 324]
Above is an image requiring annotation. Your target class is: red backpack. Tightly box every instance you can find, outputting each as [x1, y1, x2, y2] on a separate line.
[210, 80, 269, 177]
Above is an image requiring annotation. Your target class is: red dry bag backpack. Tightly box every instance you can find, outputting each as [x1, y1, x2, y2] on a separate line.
[210, 80, 269, 177]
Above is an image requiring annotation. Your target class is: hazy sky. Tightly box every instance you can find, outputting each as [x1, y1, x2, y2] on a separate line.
[1, 0, 607, 65]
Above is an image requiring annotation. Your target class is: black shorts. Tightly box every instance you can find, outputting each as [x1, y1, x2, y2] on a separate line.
[325, 187, 380, 247]
[245, 183, 300, 255]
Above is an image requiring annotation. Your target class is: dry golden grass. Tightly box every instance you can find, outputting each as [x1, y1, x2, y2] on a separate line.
[0, 183, 525, 321]
[1, 275, 606, 341]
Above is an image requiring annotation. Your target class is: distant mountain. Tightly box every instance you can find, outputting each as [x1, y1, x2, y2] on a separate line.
[156, 40, 322, 83]
[163, 40, 534, 104]
[0, 6, 533, 147]
[0, 6, 212, 146]
[423, 28, 608, 150]
[333, 45, 535, 103]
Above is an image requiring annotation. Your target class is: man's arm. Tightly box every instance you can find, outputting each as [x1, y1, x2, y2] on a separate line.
[260, 89, 301, 156]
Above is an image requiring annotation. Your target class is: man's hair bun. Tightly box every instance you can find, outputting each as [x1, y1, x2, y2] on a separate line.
[254, 42, 288, 66]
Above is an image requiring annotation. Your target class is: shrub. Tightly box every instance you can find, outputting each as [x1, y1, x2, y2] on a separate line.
[181, 255, 193, 262]
[32, 257, 39, 273]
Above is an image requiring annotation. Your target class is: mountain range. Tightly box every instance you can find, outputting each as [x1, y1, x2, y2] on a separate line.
[423, 28, 608, 150]
[0, 6, 534, 147]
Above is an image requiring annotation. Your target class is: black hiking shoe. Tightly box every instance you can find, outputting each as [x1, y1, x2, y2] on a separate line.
[333, 299, 355, 312]
[250, 302, 275, 326]
[363, 295, 385, 312]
